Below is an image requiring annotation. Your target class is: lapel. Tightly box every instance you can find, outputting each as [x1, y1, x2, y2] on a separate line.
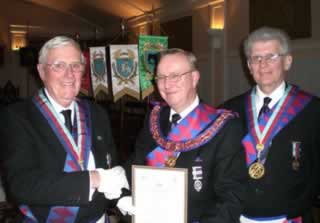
[175, 147, 200, 167]
[30, 98, 105, 169]
[242, 94, 251, 132]
[86, 104, 108, 169]
[29, 100, 68, 165]
[90, 120, 105, 168]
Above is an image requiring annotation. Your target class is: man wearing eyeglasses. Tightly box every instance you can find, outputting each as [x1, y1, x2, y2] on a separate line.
[125, 48, 248, 222]
[0, 36, 132, 222]
[221, 27, 320, 223]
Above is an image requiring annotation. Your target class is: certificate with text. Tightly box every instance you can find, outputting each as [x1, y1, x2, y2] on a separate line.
[132, 165, 188, 223]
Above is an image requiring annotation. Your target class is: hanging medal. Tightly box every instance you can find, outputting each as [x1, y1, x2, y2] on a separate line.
[248, 86, 292, 179]
[248, 143, 265, 179]
[291, 141, 301, 171]
[192, 166, 203, 192]
[165, 152, 180, 167]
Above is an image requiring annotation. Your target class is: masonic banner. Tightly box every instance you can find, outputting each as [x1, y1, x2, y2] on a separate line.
[89, 47, 108, 97]
[110, 44, 140, 102]
[80, 51, 92, 96]
[138, 35, 168, 99]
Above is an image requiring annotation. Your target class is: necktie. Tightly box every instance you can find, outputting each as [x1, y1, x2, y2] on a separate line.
[258, 97, 271, 119]
[164, 113, 181, 136]
[61, 109, 72, 133]
[171, 113, 181, 127]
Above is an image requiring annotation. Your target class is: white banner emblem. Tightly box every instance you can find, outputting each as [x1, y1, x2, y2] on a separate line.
[110, 44, 140, 102]
[90, 47, 108, 97]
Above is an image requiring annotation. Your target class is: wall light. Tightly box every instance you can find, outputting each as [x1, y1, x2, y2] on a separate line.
[11, 30, 27, 51]
[210, 4, 224, 29]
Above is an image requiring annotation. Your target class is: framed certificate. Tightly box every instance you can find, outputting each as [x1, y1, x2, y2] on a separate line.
[132, 165, 188, 223]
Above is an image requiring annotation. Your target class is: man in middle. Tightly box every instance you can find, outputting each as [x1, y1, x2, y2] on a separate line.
[125, 48, 248, 223]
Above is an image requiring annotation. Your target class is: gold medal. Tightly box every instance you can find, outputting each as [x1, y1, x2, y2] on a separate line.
[256, 143, 264, 151]
[248, 162, 265, 179]
[165, 156, 177, 167]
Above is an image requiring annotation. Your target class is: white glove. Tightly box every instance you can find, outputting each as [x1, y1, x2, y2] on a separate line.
[96, 166, 129, 200]
[117, 196, 135, 216]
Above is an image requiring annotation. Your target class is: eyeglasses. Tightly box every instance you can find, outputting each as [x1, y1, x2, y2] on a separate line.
[154, 70, 194, 83]
[45, 61, 85, 73]
[248, 53, 284, 65]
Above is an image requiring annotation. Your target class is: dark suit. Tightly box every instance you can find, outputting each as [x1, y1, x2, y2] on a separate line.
[125, 104, 248, 223]
[0, 97, 118, 222]
[221, 90, 320, 223]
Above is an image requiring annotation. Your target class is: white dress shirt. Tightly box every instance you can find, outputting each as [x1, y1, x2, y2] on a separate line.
[255, 82, 286, 113]
[170, 95, 200, 123]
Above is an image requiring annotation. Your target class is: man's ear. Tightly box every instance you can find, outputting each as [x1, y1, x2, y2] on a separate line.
[284, 54, 293, 71]
[247, 61, 254, 76]
[37, 64, 45, 81]
[192, 70, 200, 87]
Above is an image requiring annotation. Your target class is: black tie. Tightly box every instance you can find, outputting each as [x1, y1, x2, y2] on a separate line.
[164, 113, 181, 136]
[171, 113, 181, 127]
[61, 109, 72, 133]
[258, 97, 271, 119]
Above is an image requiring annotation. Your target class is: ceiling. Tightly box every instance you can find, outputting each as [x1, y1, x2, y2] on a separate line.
[1, 0, 195, 41]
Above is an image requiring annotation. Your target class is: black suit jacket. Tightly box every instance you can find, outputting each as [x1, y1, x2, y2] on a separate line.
[221, 90, 320, 222]
[0, 97, 118, 222]
[125, 105, 248, 223]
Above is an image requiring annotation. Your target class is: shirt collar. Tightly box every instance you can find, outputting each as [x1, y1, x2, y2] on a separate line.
[255, 82, 286, 111]
[170, 95, 200, 123]
[44, 88, 75, 122]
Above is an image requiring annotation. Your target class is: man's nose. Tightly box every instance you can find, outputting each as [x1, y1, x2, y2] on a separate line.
[64, 65, 75, 76]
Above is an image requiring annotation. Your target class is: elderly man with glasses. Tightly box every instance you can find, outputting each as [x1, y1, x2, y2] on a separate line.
[0, 36, 132, 222]
[221, 27, 320, 223]
[124, 48, 248, 222]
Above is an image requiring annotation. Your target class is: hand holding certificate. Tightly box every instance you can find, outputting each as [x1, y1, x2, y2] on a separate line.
[132, 165, 188, 223]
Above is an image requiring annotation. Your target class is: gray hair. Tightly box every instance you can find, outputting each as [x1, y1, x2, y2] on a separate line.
[158, 48, 198, 70]
[244, 27, 292, 57]
[38, 36, 85, 64]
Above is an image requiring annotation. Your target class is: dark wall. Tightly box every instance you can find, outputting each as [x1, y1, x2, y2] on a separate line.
[249, 0, 311, 39]
[161, 16, 192, 51]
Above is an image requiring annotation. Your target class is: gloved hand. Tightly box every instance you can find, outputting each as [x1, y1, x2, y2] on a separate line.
[96, 166, 129, 200]
[117, 196, 135, 216]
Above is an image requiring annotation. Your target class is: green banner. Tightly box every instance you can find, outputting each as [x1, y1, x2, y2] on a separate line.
[138, 35, 168, 99]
